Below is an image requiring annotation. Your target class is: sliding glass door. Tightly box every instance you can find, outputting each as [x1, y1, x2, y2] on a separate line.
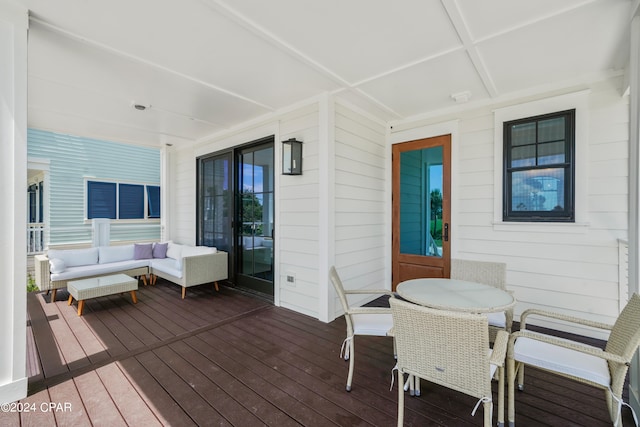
[197, 137, 274, 298]
[236, 141, 274, 295]
[198, 152, 232, 253]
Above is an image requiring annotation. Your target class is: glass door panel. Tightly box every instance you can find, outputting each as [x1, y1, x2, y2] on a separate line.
[399, 146, 443, 257]
[237, 141, 274, 295]
[198, 153, 232, 253]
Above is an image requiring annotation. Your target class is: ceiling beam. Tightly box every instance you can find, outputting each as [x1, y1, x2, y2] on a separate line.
[441, 0, 498, 98]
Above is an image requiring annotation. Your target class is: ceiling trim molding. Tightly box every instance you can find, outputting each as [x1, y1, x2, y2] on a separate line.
[200, 0, 353, 88]
[390, 69, 623, 129]
[29, 16, 275, 112]
[472, 0, 600, 44]
[441, 0, 498, 97]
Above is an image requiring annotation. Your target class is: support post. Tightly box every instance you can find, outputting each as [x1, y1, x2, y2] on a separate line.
[0, 1, 28, 404]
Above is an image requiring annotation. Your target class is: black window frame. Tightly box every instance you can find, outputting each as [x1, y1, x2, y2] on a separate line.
[503, 109, 575, 222]
[87, 180, 161, 220]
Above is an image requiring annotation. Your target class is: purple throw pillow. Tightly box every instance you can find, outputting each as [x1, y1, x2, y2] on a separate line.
[134, 243, 153, 260]
[152, 242, 168, 259]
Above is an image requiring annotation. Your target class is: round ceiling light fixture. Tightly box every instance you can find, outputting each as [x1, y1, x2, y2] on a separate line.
[131, 102, 150, 111]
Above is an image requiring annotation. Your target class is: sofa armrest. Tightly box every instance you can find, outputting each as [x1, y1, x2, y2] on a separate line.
[182, 251, 228, 287]
[34, 254, 52, 291]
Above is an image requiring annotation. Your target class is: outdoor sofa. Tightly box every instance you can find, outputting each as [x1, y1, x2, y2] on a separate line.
[35, 242, 228, 301]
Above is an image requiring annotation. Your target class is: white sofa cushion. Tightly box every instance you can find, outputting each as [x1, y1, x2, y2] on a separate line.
[181, 246, 217, 257]
[150, 258, 183, 278]
[166, 242, 182, 260]
[99, 245, 135, 264]
[48, 248, 98, 268]
[49, 258, 66, 274]
[51, 259, 149, 281]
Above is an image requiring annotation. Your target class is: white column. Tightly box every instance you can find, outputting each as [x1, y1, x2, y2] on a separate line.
[318, 93, 336, 322]
[629, 15, 640, 418]
[0, 1, 28, 404]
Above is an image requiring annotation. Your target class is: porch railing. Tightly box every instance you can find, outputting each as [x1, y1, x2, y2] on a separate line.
[28, 223, 45, 254]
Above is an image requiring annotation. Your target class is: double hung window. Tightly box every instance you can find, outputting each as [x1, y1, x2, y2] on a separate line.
[503, 110, 575, 222]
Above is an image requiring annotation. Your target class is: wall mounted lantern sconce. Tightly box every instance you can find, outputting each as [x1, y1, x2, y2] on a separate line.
[282, 138, 303, 175]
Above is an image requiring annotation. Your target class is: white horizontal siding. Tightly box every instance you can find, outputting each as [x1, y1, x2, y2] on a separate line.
[333, 103, 388, 316]
[168, 147, 196, 245]
[27, 128, 161, 246]
[279, 103, 321, 317]
[395, 77, 628, 338]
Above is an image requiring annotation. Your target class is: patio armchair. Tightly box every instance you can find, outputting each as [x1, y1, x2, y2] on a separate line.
[390, 297, 508, 427]
[451, 259, 512, 341]
[329, 266, 395, 392]
[507, 292, 640, 427]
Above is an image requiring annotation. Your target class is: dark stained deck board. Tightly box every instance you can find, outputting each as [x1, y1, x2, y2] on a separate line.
[229, 308, 474, 426]
[40, 299, 93, 373]
[26, 292, 68, 379]
[116, 357, 198, 427]
[12, 286, 636, 427]
[154, 344, 281, 427]
[56, 292, 113, 366]
[134, 350, 232, 427]
[73, 370, 128, 427]
[95, 363, 164, 427]
[179, 336, 337, 426]
[188, 328, 379, 427]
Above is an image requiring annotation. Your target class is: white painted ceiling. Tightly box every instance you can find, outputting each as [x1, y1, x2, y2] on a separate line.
[17, 0, 633, 148]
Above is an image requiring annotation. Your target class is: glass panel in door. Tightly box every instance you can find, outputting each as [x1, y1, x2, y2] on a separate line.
[237, 142, 274, 295]
[399, 146, 443, 258]
[199, 153, 232, 253]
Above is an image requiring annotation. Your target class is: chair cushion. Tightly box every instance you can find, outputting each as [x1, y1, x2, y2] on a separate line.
[514, 335, 611, 387]
[486, 311, 506, 328]
[352, 313, 393, 336]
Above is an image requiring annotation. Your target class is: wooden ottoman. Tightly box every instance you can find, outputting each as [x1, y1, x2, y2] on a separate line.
[67, 273, 138, 316]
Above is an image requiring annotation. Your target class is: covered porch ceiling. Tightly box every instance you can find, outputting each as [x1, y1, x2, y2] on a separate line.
[18, 0, 633, 148]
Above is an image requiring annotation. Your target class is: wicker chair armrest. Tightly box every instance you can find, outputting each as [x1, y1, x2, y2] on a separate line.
[348, 306, 392, 315]
[508, 330, 628, 364]
[520, 308, 613, 331]
[490, 330, 509, 367]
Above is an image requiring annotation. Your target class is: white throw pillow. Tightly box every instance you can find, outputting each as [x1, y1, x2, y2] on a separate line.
[49, 258, 66, 274]
[166, 242, 182, 260]
[48, 247, 99, 267]
[98, 245, 135, 264]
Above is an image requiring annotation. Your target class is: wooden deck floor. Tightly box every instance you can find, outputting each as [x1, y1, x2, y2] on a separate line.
[1, 279, 635, 426]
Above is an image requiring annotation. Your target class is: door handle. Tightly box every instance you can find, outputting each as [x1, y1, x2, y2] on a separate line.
[444, 223, 449, 242]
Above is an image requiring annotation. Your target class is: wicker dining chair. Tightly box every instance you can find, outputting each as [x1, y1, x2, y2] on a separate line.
[390, 297, 508, 427]
[450, 259, 512, 341]
[329, 266, 395, 391]
[507, 293, 640, 427]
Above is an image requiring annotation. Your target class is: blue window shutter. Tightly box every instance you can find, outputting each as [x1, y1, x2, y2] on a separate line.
[119, 184, 144, 219]
[147, 186, 160, 218]
[88, 181, 116, 219]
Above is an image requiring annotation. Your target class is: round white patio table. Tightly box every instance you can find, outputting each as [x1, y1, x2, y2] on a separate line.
[396, 278, 515, 313]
